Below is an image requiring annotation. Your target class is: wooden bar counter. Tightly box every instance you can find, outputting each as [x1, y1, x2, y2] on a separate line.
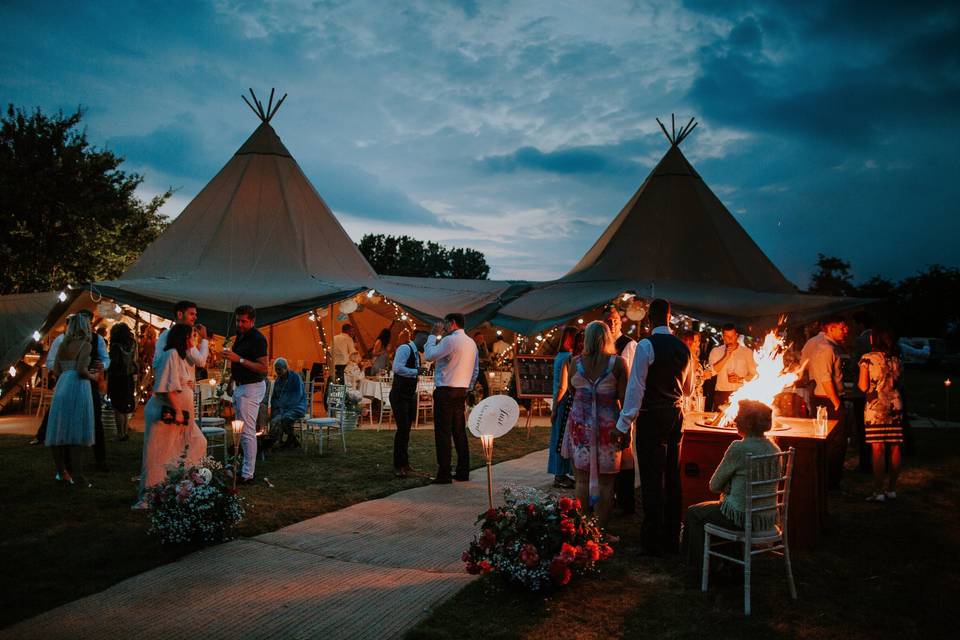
[679, 412, 840, 549]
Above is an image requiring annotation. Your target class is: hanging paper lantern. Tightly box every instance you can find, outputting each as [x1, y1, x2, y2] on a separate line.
[626, 299, 648, 321]
[340, 299, 358, 314]
[317, 308, 329, 318]
[97, 301, 122, 320]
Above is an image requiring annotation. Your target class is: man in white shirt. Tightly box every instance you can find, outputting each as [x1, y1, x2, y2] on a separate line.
[331, 324, 357, 384]
[615, 299, 692, 555]
[604, 306, 638, 516]
[491, 335, 511, 356]
[424, 312, 478, 484]
[153, 301, 210, 372]
[800, 315, 849, 487]
[705, 324, 757, 410]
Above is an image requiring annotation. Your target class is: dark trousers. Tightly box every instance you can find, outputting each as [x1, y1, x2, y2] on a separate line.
[850, 395, 871, 471]
[334, 365, 346, 384]
[636, 406, 683, 554]
[615, 466, 636, 515]
[433, 386, 469, 479]
[391, 383, 417, 469]
[90, 380, 105, 466]
[811, 396, 847, 487]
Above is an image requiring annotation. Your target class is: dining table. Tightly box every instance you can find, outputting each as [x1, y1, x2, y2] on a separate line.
[679, 411, 841, 549]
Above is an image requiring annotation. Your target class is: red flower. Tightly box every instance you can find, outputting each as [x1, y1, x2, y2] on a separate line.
[549, 558, 572, 586]
[572, 498, 582, 511]
[583, 540, 601, 562]
[560, 517, 576, 538]
[599, 543, 614, 560]
[461, 551, 472, 563]
[484, 508, 497, 521]
[478, 560, 493, 575]
[558, 543, 577, 563]
[526, 503, 537, 515]
[466, 561, 480, 575]
[519, 543, 540, 568]
[478, 528, 497, 550]
[558, 496, 574, 513]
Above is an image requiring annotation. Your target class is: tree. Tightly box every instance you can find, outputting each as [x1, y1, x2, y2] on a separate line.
[0, 105, 169, 294]
[357, 234, 489, 279]
[808, 253, 856, 296]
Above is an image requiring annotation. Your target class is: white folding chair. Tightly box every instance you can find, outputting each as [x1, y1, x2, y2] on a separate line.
[378, 380, 393, 430]
[194, 386, 226, 461]
[33, 370, 56, 416]
[302, 381, 347, 455]
[702, 447, 797, 615]
[414, 376, 434, 428]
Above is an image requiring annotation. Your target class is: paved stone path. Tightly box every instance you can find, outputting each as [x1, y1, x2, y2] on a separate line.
[2, 449, 552, 640]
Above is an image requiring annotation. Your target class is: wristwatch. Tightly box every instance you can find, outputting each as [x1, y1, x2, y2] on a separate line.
[239, 357, 245, 364]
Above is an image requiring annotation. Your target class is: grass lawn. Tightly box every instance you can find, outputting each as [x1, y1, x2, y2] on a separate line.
[409, 429, 960, 640]
[0, 425, 550, 629]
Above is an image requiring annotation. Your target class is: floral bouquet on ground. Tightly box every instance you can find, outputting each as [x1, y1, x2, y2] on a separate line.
[462, 485, 614, 591]
[146, 452, 247, 545]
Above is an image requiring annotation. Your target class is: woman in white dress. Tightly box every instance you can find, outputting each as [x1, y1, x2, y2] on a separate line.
[134, 324, 207, 507]
[45, 314, 97, 485]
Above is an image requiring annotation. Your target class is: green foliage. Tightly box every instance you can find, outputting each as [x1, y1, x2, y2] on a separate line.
[808, 253, 856, 296]
[808, 254, 960, 338]
[0, 104, 169, 294]
[358, 233, 489, 279]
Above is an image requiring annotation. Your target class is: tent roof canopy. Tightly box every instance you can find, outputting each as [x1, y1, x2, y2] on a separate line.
[494, 116, 870, 333]
[94, 90, 375, 333]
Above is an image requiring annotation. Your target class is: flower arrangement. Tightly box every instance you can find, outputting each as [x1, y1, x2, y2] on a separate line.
[344, 388, 364, 413]
[462, 486, 614, 591]
[146, 452, 247, 544]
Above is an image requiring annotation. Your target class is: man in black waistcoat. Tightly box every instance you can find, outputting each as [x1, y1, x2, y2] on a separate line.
[614, 299, 691, 555]
[390, 329, 421, 477]
[604, 306, 638, 516]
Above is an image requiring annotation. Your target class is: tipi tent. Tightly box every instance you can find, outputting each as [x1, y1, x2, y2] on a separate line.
[94, 93, 375, 334]
[494, 119, 869, 333]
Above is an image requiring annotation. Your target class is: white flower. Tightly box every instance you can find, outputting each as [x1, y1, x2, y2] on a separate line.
[197, 468, 213, 485]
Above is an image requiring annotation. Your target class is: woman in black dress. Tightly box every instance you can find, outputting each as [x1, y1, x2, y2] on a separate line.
[108, 322, 139, 441]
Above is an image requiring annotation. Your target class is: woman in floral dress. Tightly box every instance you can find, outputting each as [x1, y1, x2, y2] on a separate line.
[561, 321, 629, 530]
[857, 326, 904, 502]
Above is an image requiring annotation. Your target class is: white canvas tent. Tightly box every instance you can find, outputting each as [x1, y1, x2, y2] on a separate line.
[493, 120, 870, 333]
[94, 95, 375, 335]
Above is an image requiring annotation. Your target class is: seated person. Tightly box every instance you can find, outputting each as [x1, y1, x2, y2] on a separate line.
[268, 358, 307, 449]
[343, 352, 364, 389]
[681, 400, 781, 572]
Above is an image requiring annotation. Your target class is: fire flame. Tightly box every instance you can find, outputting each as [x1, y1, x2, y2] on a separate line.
[718, 331, 798, 427]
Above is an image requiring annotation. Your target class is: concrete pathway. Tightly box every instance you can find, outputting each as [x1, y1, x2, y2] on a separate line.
[2, 449, 553, 640]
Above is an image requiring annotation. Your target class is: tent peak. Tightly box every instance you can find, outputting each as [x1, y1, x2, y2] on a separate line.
[241, 88, 287, 123]
[656, 114, 698, 147]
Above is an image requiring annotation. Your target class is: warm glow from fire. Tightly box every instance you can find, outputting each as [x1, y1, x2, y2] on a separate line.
[718, 331, 798, 427]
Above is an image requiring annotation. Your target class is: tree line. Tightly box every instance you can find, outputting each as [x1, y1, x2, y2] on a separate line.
[809, 253, 960, 339]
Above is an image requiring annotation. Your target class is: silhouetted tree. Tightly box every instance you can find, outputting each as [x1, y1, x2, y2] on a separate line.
[357, 234, 489, 279]
[0, 105, 169, 293]
[808, 253, 856, 296]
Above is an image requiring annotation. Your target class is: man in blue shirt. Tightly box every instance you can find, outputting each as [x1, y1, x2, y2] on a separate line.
[269, 357, 307, 449]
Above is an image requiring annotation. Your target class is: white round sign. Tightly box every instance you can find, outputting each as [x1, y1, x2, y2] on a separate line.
[468, 395, 520, 438]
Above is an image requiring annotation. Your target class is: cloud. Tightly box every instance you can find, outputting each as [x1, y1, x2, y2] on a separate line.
[478, 145, 639, 176]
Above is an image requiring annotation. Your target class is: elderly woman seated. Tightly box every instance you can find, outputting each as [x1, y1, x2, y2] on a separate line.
[681, 399, 781, 571]
[269, 358, 307, 449]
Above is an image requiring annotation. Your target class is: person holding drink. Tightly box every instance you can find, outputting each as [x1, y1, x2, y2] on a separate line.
[706, 324, 757, 410]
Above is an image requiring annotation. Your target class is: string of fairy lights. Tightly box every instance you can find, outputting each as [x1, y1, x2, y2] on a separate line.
[2, 286, 735, 411]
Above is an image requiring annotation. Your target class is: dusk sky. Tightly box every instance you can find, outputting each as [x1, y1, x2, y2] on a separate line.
[3, 0, 958, 286]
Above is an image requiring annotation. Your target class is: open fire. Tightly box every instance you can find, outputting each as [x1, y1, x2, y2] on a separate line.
[713, 330, 798, 427]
